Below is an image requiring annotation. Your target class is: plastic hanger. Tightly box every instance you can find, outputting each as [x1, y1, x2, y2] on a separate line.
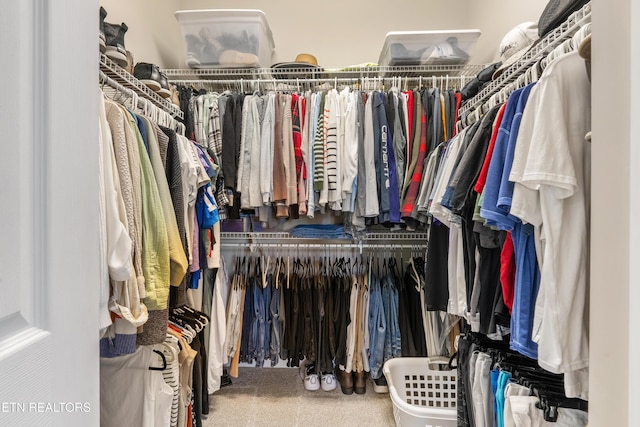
[149, 349, 167, 371]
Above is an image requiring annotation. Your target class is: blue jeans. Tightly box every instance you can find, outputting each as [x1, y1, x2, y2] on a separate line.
[382, 274, 401, 361]
[368, 275, 386, 379]
[270, 284, 282, 367]
[261, 276, 272, 367]
[252, 281, 267, 367]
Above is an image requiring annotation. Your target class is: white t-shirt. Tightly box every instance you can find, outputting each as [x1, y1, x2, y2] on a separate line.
[508, 51, 591, 399]
[341, 88, 359, 210]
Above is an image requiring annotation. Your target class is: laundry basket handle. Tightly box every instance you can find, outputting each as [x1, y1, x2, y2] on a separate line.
[426, 356, 455, 370]
[449, 352, 458, 370]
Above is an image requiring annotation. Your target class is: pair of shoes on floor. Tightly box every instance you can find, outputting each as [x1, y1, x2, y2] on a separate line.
[337, 369, 367, 395]
[133, 63, 171, 99]
[100, 7, 130, 69]
[299, 361, 337, 392]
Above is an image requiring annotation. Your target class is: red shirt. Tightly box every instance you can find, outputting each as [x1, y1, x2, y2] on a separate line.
[474, 102, 507, 194]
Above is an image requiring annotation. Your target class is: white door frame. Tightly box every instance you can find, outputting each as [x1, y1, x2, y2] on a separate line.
[0, 1, 100, 425]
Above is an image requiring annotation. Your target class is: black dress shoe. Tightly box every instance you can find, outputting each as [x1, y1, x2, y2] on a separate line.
[133, 62, 162, 92]
[157, 71, 171, 99]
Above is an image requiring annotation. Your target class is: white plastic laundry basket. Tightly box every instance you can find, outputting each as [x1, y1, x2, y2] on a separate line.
[383, 357, 457, 427]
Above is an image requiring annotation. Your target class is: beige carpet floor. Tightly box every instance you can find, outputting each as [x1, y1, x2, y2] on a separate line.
[202, 367, 396, 427]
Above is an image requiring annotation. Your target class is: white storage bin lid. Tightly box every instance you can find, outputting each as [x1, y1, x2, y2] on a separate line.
[174, 9, 275, 50]
[379, 29, 480, 67]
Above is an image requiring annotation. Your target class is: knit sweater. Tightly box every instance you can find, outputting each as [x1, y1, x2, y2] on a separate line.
[161, 126, 190, 308]
[143, 117, 188, 287]
[313, 93, 326, 192]
[127, 110, 170, 311]
[106, 102, 145, 298]
[325, 90, 340, 208]
[98, 95, 133, 331]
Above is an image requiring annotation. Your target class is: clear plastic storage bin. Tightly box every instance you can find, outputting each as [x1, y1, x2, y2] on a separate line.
[383, 357, 457, 427]
[378, 30, 481, 67]
[174, 9, 275, 69]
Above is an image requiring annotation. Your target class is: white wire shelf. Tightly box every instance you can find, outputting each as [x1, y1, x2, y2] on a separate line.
[100, 54, 184, 120]
[164, 64, 485, 81]
[459, 2, 591, 120]
[220, 231, 428, 253]
[221, 231, 428, 242]
[221, 231, 427, 239]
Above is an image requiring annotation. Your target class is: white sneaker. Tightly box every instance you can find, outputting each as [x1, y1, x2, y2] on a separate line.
[304, 373, 320, 391]
[372, 376, 389, 393]
[321, 373, 337, 392]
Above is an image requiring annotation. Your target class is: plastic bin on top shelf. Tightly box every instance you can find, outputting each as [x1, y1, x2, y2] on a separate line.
[174, 9, 275, 69]
[378, 29, 481, 67]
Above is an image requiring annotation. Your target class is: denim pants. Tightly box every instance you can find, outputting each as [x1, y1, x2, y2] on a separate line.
[384, 275, 401, 359]
[252, 281, 266, 367]
[367, 275, 386, 379]
[269, 283, 282, 367]
[262, 275, 272, 367]
[387, 276, 402, 358]
[241, 277, 255, 363]
[224, 276, 242, 359]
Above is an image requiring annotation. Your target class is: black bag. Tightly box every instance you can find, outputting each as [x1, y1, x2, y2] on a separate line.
[538, 0, 590, 38]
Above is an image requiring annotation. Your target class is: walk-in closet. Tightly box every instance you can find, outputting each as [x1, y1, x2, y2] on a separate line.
[0, 0, 637, 426]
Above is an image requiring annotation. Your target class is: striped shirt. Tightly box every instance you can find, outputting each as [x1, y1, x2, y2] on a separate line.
[313, 92, 326, 191]
[325, 90, 340, 206]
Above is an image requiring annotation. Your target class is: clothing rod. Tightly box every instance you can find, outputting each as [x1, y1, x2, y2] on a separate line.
[221, 242, 427, 255]
[100, 71, 136, 100]
[100, 53, 184, 120]
[170, 75, 468, 91]
[100, 72, 186, 136]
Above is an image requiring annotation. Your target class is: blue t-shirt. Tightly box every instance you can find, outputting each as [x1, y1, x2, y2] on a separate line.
[479, 88, 523, 230]
[478, 83, 540, 359]
[510, 221, 540, 359]
[497, 83, 535, 213]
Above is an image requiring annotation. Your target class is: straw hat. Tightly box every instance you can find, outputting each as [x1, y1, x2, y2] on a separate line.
[271, 53, 324, 79]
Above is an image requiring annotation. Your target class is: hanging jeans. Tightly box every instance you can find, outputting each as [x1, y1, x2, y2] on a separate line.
[262, 276, 272, 367]
[269, 280, 282, 367]
[252, 281, 270, 367]
[240, 277, 254, 363]
[382, 274, 401, 362]
[368, 275, 386, 379]
[334, 275, 351, 369]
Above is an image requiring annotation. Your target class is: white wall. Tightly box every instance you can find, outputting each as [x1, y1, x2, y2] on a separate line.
[178, 0, 471, 67]
[100, 0, 550, 69]
[590, 1, 634, 425]
[175, 0, 548, 68]
[100, 0, 183, 68]
[467, 0, 548, 64]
